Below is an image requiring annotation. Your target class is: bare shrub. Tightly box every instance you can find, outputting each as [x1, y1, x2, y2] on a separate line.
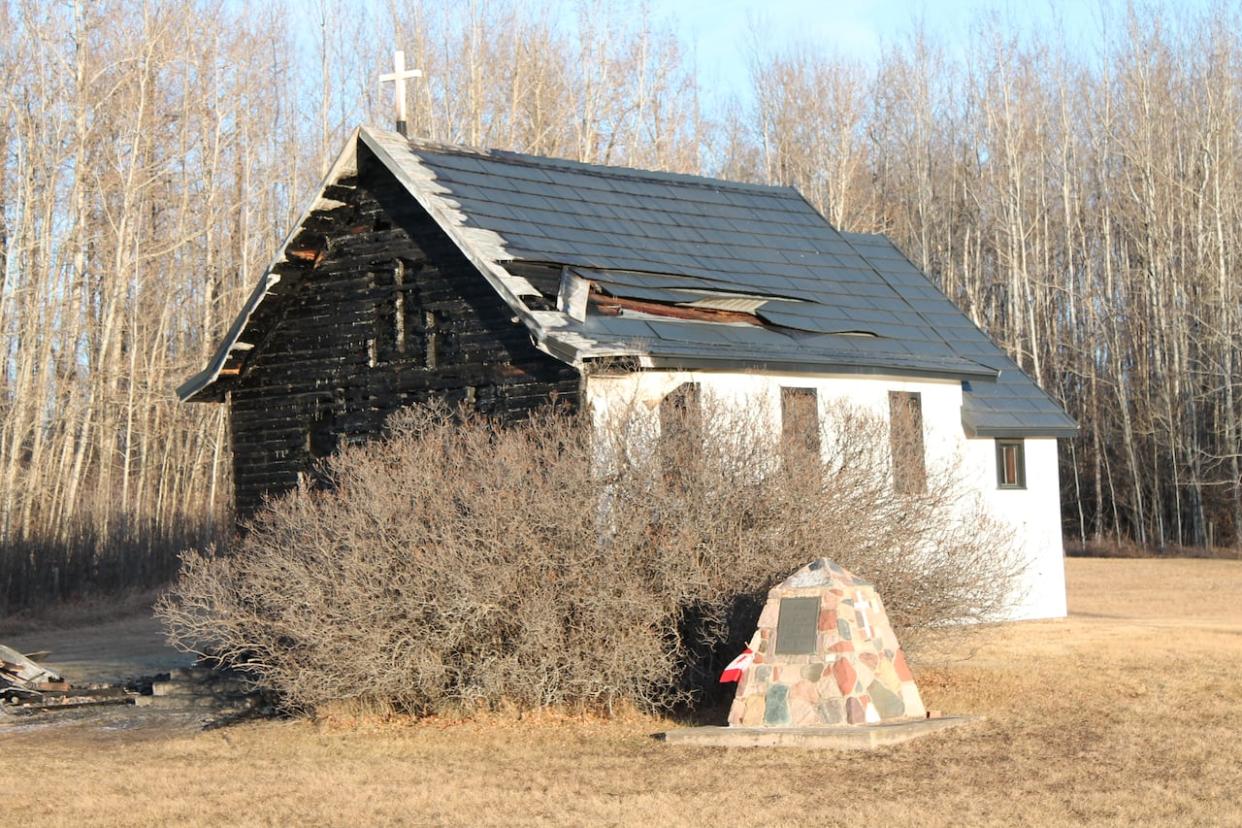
[157, 397, 1020, 715]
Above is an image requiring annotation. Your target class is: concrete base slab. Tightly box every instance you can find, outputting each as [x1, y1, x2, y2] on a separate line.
[657, 716, 980, 750]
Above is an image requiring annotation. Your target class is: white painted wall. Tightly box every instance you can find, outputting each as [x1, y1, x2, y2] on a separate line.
[585, 369, 1067, 622]
[966, 436, 1067, 620]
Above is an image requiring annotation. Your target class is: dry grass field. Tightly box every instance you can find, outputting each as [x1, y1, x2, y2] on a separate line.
[5, 557, 1242, 827]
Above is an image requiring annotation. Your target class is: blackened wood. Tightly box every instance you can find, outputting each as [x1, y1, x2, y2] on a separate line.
[228, 146, 580, 521]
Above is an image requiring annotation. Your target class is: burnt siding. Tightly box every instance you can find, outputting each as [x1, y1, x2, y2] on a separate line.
[228, 149, 580, 520]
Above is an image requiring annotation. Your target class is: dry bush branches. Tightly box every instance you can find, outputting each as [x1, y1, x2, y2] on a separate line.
[158, 399, 1020, 716]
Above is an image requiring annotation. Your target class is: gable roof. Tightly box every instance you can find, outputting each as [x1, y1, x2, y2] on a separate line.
[179, 126, 1076, 438]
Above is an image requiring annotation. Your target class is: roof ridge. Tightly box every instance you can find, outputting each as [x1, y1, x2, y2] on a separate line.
[398, 130, 799, 197]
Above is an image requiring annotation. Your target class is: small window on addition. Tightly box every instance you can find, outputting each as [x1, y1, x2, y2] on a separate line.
[996, 439, 1026, 489]
[659, 382, 701, 435]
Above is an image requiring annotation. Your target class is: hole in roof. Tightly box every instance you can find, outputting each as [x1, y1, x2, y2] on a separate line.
[502, 262, 883, 338]
[586, 285, 881, 338]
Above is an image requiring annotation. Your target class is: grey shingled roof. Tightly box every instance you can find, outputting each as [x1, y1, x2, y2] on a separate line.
[180, 126, 1076, 438]
[392, 139, 991, 379]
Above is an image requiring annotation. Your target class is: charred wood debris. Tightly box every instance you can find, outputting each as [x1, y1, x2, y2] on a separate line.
[1, 645, 272, 725]
[1, 643, 133, 713]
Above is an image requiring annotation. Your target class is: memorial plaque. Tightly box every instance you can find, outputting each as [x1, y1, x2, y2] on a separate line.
[774, 596, 820, 655]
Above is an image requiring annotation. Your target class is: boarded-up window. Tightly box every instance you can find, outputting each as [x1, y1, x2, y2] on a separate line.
[659, 381, 701, 477]
[996, 439, 1026, 489]
[889, 391, 926, 494]
[781, 387, 820, 465]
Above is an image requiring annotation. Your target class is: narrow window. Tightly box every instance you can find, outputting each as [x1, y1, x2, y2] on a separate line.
[307, 403, 338, 460]
[424, 310, 439, 369]
[888, 391, 926, 494]
[996, 439, 1026, 489]
[304, 401, 339, 491]
[392, 260, 407, 354]
[376, 260, 412, 361]
[659, 381, 701, 477]
[780, 387, 820, 465]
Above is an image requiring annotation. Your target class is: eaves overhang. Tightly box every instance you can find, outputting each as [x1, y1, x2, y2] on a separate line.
[623, 352, 999, 382]
[962, 420, 1081, 440]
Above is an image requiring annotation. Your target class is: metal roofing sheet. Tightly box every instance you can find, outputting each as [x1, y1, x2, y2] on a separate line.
[840, 233, 1077, 437]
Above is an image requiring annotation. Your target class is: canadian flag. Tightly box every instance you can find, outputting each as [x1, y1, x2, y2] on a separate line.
[719, 648, 755, 683]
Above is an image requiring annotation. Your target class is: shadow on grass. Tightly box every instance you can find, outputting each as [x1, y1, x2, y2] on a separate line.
[0, 587, 164, 637]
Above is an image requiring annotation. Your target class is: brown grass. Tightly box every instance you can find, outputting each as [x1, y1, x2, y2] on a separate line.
[5, 557, 1242, 827]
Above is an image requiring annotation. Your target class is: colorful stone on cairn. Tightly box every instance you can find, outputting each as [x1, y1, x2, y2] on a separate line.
[727, 558, 926, 728]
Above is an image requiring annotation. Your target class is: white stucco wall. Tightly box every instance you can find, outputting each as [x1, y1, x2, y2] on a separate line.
[584, 369, 1067, 622]
[966, 436, 1067, 620]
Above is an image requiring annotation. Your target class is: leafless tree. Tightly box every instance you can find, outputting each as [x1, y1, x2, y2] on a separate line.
[6, 0, 1242, 612]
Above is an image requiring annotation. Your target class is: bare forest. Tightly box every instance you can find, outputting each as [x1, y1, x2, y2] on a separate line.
[1, 0, 1240, 609]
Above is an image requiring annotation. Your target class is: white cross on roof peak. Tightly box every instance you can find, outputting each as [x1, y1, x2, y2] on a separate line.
[379, 50, 422, 136]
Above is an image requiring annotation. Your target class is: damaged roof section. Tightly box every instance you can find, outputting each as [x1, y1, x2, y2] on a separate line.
[502, 261, 988, 380]
[581, 270, 884, 338]
[404, 136, 1072, 432]
[180, 126, 1076, 437]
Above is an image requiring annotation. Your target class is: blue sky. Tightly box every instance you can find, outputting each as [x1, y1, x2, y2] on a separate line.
[299, 0, 1225, 126]
[631, 0, 1210, 93]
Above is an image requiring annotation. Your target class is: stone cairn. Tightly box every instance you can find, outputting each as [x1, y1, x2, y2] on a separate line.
[727, 558, 925, 728]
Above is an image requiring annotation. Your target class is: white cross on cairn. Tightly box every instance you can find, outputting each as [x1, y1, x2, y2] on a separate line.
[854, 590, 874, 639]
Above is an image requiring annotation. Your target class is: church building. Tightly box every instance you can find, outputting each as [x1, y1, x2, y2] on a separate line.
[178, 125, 1077, 621]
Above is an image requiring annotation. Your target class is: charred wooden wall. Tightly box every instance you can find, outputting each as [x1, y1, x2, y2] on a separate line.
[228, 147, 580, 521]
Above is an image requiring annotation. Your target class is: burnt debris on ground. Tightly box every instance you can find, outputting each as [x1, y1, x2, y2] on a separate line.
[1, 644, 272, 726]
[135, 664, 273, 724]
